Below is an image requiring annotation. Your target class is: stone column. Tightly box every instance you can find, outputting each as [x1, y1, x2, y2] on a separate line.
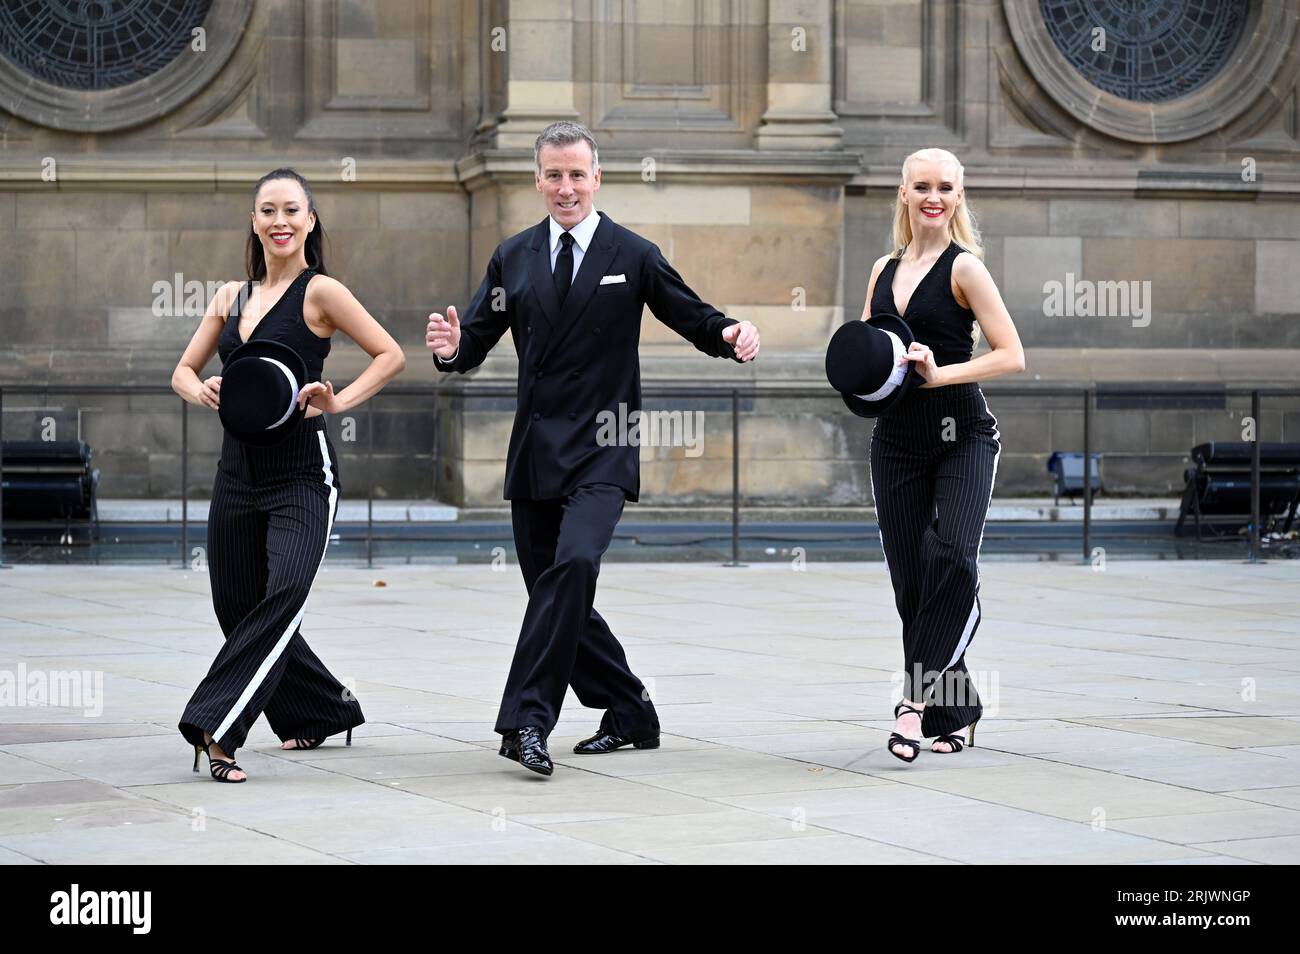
[757, 0, 843, 150]
[485, 0, 580, 150]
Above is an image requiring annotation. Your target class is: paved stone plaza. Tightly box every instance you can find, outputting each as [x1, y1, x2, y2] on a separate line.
[2, 559, 1299, 865]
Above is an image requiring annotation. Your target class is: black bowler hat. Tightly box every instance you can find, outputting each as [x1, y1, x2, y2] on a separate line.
[218, 339, 308, 446]
[825, 312, 919, 417]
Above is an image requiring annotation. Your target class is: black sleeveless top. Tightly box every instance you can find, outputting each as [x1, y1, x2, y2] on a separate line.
[870, 241, 975, 367]
[218, 268, 330, 382]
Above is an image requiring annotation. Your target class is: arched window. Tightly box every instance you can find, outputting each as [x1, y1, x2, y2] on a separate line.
[0, 0, 212, 90]
[1004, 0, 1293, 143]
[0, 0, 252, 132]
[1038, 0, 1247, 103]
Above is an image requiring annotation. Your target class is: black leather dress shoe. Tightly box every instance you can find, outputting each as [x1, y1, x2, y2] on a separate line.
[572, 730, 661, 754]
[498, 730, 520, 762]
[516, 726, 553, 777]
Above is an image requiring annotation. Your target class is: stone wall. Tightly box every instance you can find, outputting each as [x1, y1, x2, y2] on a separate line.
[2, 0, 1298, 506]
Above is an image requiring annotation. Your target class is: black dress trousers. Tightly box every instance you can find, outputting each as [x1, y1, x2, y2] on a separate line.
[495, 483, 659, 739]
[869, 383, 1000, 739]
[178, 417, 364, 756]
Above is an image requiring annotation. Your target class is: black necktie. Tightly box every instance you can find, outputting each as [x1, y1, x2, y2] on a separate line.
[554, 231, 574, 303]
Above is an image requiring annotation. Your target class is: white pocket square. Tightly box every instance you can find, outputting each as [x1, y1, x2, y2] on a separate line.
[599, 274, 626, 285]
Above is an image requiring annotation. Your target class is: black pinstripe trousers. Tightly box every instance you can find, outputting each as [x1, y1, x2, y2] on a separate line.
[178, 416, 363, 757]
[495, 483, 660, 739]
[869, 383, 999, 739]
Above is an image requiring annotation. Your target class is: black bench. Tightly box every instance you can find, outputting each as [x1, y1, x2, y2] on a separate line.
[0, 440, 101, 543]
[1175, 442, 1300, 539]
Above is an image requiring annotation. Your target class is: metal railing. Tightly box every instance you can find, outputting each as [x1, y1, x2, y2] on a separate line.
[2, 382, 1298, 568]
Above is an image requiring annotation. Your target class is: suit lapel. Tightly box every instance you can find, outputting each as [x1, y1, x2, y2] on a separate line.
[527, 218, 560, 354]
[538, 212, 619, 364]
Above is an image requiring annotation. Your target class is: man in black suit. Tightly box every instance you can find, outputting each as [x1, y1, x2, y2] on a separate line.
[426, 121, 760, 777]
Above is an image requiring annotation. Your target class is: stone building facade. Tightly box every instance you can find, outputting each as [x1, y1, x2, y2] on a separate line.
[1, 0, 1298, 507]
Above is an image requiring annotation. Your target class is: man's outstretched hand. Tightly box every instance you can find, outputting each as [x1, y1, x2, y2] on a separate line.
[426, 305, 461, 360]
[722, 320, 760, 362]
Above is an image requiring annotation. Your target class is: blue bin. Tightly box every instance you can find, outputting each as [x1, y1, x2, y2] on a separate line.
[1046, 452, 1101, 501]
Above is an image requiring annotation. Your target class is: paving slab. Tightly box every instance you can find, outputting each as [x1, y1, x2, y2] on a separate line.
[1, 560, 1297, 863]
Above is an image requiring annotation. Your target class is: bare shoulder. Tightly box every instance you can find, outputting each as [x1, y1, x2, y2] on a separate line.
[303, 274, 359, 335]
[304, 272, 351, 302]
[952, 250, 992, 284]
[305, 273, 363, 316]
[951, 250, 996, 309]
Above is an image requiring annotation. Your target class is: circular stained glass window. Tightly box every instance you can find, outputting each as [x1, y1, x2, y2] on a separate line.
[1038, 0, 1247, 102]
[0, 0, 212, 91]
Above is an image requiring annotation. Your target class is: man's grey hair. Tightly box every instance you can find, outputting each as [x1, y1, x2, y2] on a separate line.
[534, 121, 600, 174]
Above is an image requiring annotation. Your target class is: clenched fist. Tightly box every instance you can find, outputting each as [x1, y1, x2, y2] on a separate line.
[722, 320, 760, 362]
[426, 305, 460, 360]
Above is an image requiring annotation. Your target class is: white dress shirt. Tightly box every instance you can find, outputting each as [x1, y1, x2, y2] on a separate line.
[549, 206, 601, 281]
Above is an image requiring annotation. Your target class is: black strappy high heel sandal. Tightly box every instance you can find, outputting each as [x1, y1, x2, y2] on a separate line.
[193, 742, 247, 783]
[932, 718, 979, 754]
[284, 728, 353, 751]
[887, 701, 923, 763]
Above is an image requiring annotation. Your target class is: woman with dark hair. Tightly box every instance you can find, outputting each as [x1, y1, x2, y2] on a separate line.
[171, 168, 405, 782]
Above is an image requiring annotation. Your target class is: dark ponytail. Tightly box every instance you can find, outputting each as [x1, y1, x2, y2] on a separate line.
[245, 167, 329, 281]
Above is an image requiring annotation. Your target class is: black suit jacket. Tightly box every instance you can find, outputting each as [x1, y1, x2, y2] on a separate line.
[434, 211, 740, 502]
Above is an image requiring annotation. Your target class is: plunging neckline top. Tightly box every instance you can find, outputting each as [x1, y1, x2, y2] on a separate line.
[218, 269, 330, 382]
[869, 241, 977, 367]
[890, 246, 948, 319]
[238, 270, 307, 344]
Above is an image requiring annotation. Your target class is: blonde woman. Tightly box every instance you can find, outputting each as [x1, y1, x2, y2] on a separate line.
[860, 148, 1025, 763]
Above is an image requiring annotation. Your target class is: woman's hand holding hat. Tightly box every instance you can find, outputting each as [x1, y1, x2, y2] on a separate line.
[194, 375, 222, 410]
[298, 379, 342, 413]
[903, 341, 944, 388]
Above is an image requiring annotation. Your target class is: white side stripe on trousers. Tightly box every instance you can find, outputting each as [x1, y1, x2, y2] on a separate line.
[943, 392, 1001, 672]
[212, 430, 338, 742]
